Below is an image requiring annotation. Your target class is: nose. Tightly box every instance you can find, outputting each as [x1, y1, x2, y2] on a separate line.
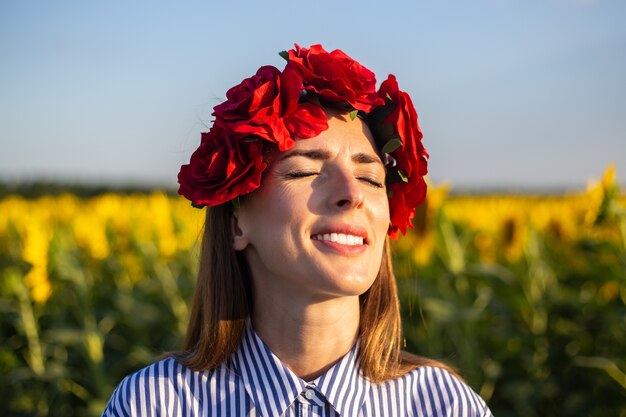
[329, 171, 364, 210]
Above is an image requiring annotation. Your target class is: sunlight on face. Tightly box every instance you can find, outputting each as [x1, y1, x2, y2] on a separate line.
[233, 111, 390, 303]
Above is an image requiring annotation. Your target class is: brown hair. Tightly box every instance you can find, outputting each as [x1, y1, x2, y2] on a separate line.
[173, 203, 457, 382]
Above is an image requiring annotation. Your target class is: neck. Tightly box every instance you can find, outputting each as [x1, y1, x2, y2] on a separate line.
[251, 294, 360, 381]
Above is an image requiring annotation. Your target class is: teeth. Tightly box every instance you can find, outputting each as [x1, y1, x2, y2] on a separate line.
[312, 233, 364, 246]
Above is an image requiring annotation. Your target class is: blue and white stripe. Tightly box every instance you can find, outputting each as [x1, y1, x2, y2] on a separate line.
[102, 322, 493, 416]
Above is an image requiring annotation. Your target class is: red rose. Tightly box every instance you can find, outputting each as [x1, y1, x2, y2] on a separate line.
[387, 177, 427, 239]
[213, 65, 327, 151]
[286, 44, 384, 112]
[177, 125, 268, 207]
[376, 75, 429, 237]
[178, 44, 429, 240]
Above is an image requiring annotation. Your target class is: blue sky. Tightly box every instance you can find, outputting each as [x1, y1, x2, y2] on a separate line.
[1, 0, 625, 190]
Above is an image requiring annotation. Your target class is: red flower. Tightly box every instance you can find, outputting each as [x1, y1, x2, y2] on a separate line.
[213, 65, 328, 151]
[286, 44, 384, 113]
[387, 178, 427, 239]
[178, 44, 429, 240]
[177, 125, 268, 207]
[376, 74, 429, 238]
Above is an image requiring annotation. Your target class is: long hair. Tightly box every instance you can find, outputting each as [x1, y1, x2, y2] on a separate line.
[172, 203, 457, 382]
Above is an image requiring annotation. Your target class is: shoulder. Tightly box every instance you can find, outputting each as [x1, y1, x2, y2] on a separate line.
[376, 366, 493, 417]
[101, 357, 233, 417]
[101, 358, 182, 417]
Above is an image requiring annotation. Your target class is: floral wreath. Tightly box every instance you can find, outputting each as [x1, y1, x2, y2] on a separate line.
[178, 44, 429, 239]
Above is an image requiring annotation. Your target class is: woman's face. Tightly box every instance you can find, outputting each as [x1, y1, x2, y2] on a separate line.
[233, 112, 390, 301]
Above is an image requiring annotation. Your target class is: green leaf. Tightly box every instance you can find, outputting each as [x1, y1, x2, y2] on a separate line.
[349, 110, 358, 120]
[386, 92, 393, 102]
[382, 138, 403, 154]
[232, 197, 241, 208]
[398, 169, 408, 183]
[278, 50, 289, 61]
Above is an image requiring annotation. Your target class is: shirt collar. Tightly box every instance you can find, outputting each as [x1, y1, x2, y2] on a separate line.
[315, 342, 372, 417]
[229, 320, 371, 417]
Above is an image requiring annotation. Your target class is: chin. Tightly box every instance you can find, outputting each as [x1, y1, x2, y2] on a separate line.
[316, 271, 378, 298]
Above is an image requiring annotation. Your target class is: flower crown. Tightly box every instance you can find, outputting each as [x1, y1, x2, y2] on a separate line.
[178, 44, 429, 238]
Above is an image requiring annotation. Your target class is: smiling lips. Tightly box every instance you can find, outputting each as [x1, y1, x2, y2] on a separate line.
[312, 233, 365, 246]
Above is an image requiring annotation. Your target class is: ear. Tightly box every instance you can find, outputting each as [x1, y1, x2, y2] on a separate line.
[231, 209, 249, 251]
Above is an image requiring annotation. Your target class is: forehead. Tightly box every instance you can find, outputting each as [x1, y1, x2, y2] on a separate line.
[290, 113, 379, 155]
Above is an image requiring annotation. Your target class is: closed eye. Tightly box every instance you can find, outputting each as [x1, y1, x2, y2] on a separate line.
[285, 171, 319, 179]
[286, 171, 383, 188]
[359, 177, 384, 188]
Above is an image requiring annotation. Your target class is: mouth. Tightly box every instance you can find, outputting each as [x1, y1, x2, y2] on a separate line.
[311, 233, 365, 246]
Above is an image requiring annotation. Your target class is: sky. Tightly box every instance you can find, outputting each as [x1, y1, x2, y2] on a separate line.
[1, 0, 625, 191]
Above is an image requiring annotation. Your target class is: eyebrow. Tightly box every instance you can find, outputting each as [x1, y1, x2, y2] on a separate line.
[280, 149, 384, 165]
[280, 149, 331, 161]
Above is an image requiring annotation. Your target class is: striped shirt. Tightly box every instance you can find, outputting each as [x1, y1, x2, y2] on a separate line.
[102, 322, 493, 416]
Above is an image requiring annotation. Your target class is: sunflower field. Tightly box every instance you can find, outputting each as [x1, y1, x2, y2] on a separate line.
[1, 166, 624, 417]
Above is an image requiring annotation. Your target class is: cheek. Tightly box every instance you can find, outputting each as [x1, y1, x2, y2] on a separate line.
[371, 192, 391, 230]
[244, 187, 304, 240]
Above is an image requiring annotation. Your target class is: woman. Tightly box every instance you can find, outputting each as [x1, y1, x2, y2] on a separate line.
[102, 44, 493, 416]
